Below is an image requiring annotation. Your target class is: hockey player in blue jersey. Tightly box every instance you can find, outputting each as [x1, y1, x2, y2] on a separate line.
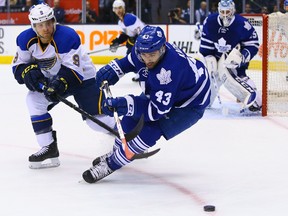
[110, 0, 145, 82]
[11, 3, 115, 169]
[199, 0, 262, 112]
[82, 25, 211, 183]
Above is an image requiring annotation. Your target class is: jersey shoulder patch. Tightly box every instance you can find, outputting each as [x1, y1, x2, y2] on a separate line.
[123, 13, 137, 27]
[16, 28, 38, 51]
[53, 25, 81, 54]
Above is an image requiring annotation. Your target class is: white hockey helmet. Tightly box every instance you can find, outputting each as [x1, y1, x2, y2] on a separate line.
[112, 0, 125, 12]
[218, 0, 235, 27]
[29, 3, 56, 33]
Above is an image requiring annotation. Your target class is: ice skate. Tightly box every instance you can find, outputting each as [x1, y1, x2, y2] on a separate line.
[83, 157, 114, 183]
[92, 151, 113, 166]
[29, 131, 60, 169]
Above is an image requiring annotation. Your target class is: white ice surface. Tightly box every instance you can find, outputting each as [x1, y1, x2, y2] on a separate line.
[1, 64, 288, 216]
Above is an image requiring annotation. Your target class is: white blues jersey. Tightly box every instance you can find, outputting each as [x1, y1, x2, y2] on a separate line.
[12, 25, 96, 81]
[200, 13, 259, 59]
[118, 13, 145, 37]
[112, 42, 211, 121]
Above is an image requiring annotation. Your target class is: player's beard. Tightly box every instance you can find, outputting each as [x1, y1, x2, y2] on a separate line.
[145, 61, 156, 69]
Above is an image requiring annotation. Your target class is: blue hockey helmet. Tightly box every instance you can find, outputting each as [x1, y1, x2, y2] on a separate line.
[284, 0, 288, 11]
[135, 25, 166, 54]
[218, 0, 235, 27]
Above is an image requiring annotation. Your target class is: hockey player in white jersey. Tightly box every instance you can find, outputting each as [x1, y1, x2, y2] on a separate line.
[199, 0, 262, 112]
[82, 25, 211, 183]
[11, 3, 114, 169]
[110, 0, 145, 82]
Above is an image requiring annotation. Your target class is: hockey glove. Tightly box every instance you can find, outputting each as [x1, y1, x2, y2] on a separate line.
[109, 38, 120, 53]
[96, 62, 121, 87]
[240, 49, 251, 67]
[224, 47, 251, 69]
[44, 76, 68, 102]
[102, 96, 134, 117]
[21, 64, 45, 92]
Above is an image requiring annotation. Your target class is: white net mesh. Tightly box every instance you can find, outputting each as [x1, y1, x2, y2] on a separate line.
[244, 14, 288, 116]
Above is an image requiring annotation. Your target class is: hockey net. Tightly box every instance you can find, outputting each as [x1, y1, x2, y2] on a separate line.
[243, 13, 288, 116]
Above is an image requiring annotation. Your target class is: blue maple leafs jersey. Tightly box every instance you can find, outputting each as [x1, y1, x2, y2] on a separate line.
[200, 13, 259, 59]
[12, 25, 96, 81]
[113, 42, 211, 121]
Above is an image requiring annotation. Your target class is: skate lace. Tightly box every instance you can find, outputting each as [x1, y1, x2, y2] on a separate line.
[90, 161, 112, 180]
[33, 146, 49, 156]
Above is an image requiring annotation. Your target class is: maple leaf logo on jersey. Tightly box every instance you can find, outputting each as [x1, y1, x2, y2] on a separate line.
[244, 21, 252, 31]
[156, 68, 172, 85]
[215, 37, 231, 53]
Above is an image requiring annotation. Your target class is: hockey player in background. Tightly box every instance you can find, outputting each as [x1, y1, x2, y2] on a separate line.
[199, 0, 262, 112]
[82, 25, 211, 183]
[110, 0, 145, 82]
[11, 3, 115, 169]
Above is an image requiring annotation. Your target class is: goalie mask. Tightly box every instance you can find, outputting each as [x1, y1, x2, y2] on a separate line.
[29, 3, 56, 34]
[218, 0, 235, 27]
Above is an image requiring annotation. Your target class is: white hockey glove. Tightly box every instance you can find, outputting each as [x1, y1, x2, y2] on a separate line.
[224, 47, 251, 69]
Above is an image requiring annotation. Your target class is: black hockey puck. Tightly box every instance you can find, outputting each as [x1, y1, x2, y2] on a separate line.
[204, 205, 215, 212]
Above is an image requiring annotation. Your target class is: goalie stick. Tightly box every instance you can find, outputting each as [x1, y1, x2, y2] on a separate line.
[39, 83, 159, 160]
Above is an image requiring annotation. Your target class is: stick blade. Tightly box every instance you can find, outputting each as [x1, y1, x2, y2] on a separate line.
[124, 114, 144, 141]
[132, 148, 161, 160]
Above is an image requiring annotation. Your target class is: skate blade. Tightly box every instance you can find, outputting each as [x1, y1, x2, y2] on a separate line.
[29, 157, 60, 169]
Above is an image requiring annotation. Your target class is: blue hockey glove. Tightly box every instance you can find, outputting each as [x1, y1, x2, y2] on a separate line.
[96, 63, 120, 87]
[21, 64, 44, 92]
[102, 97, 131, 117]
[44, 76, 68, 102]
[240, 49, 251, 67]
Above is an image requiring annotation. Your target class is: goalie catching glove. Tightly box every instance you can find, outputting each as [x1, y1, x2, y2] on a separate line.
[224, 47, 251, 69]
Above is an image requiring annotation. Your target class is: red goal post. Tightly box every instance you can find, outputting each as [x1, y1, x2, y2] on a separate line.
[242, 13, 288, 116]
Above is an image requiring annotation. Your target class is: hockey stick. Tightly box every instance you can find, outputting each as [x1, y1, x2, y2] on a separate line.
[38, 83, 139, 141]
[39, 83, 157, 159]
[59, 95, 159, 159]
[87, 44, 125, 55]
[101, 81, 160, 160]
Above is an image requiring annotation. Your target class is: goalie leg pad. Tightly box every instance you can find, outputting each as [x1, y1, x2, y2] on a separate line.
[220, 67, 256, 107]
[201, 54, 223, 106]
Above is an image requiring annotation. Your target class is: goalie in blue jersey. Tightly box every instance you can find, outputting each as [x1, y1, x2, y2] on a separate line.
[11, 3, 115, 169]
[199, 0, 262, 112]
[82, 25, 211, 183]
